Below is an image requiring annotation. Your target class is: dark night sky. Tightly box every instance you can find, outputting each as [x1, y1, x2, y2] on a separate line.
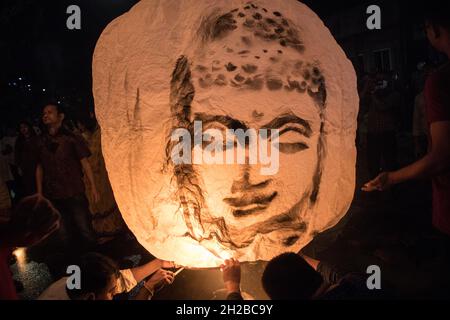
[0, 0, 424, 125]
[0, 0, 142, 123]
[0, 0, 365, 88]
[1, 0, 139, 95]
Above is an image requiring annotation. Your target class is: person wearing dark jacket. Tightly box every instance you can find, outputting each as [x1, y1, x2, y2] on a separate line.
[222, 253, 372, 300]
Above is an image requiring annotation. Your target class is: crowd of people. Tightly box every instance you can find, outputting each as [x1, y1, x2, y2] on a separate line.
[0, 3, 449, 301]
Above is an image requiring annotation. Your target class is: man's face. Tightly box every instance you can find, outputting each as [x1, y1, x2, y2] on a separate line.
[94, 275, 118, 300]
[19, 124, 29, 137]
[190, 89, 321, 248]
[42, 105, 62, 126]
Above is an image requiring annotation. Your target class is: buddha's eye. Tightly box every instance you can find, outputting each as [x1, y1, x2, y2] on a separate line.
[276, 128, 310, 154]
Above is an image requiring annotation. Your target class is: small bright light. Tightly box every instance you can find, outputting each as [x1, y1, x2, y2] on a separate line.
[13, 248, 27, 271]
[42, 89, 46, 92]
[18, 77, 22, 81]
[27, 84, 31, 88]
[13, 82, 17, 86]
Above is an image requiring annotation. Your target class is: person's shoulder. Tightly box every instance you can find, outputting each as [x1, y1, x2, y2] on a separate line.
[38, 277, 70, 300]
[425, 64, 450, 96]
[428, 63, 450, 83]
[320, 272, 371, 300]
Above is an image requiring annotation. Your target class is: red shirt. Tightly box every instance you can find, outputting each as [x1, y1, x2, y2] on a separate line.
[0, 246, 18, 300]
[37, 129, 91, 200]
[425, 62, 450, 236]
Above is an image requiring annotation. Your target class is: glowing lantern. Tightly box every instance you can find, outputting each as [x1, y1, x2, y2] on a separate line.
[93, 0, 358, 268]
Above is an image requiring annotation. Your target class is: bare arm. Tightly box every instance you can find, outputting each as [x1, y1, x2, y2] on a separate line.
[133, 269, 175, 300]
[130, 259, 164, 283]
[36, 163, 44, 195]
[80, 158, 95, 189]
[80, 158, 99, 203]
[364, 121, 450, 191]
[391, 121, 450, 183]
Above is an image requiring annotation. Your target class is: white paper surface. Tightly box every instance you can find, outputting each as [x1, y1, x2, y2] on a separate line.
[93, 0, 359, 268]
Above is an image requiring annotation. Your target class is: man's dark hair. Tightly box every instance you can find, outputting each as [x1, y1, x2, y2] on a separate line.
[262, 253, 323, 300]
[67, 252, 120, 300]
[43, 102, 65, 115]
[423, 0, 450, 30]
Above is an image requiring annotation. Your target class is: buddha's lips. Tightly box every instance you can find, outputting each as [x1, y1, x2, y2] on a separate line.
[223, 192, 278, 217]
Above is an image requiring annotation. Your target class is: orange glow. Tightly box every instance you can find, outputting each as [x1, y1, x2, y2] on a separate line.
[13, 247, 27, 272]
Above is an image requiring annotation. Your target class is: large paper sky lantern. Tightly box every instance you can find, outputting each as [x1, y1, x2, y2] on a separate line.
[93, 0, 358, 268]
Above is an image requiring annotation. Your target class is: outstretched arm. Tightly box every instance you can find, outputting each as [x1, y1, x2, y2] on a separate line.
[36, 163, 44, 195]
[363, 121, 450, 191]
[131, 259, 175, 283]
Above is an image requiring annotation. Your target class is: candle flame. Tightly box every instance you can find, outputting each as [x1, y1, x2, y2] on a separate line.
[13, 247, 27, 271]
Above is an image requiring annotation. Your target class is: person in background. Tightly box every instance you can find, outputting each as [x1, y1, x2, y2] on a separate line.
[1, 127, 20, 200]
[38, 252, 175, 300]
[357, 73, 375, 150]
[363, 0, 450, 248]
[0, 195, 60, 300]
[0, 128, 13, 222]
[221, 253, 372, 300]
[0, 181, 12, 222]
[261, 253, 372, 300]
[363, 72, 401, 179]
[76, 113, 126, 242]
[0, 128, 15, 202]
[15, 121, 39, 197]
[32, 118, 42, 136]
[36, 103, 99, 252]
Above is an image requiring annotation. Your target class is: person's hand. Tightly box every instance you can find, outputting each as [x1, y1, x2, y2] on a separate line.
[220, 258, 241, 294]
[158, 259, 177, 269]
[144, 269, 175, 292]
[362, 172, 393, 192]
[90, 187, 100, 204]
